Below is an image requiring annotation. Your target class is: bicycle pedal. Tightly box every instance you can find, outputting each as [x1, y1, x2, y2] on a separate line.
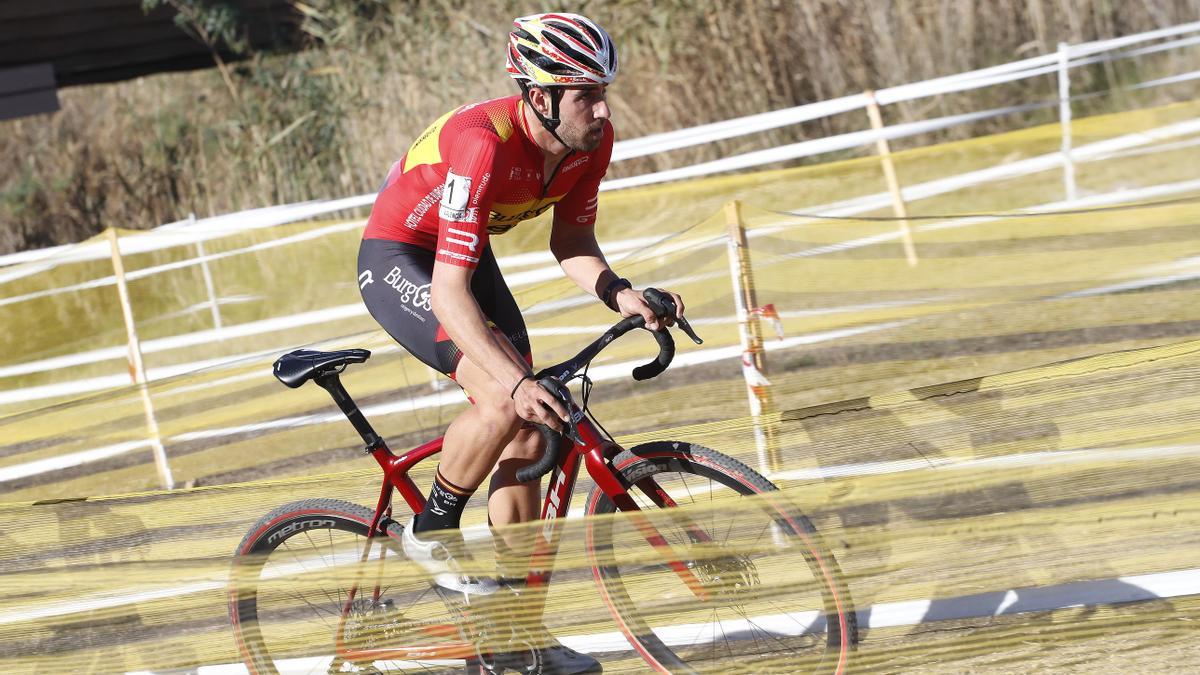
[481, 647, 543, 674]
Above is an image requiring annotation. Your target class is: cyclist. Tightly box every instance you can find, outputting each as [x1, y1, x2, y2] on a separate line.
[357, 11, 684, 671]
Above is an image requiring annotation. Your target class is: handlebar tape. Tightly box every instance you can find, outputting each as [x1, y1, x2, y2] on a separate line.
[632, 328, 675, 381]
[515, 424, 564, 483]
[515, 377, 576, 483]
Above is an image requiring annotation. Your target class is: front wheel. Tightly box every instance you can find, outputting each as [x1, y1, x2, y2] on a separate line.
[584, 442, 857, 674]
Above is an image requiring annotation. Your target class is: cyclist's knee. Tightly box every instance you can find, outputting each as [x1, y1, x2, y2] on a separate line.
[474, 396, 523, 436]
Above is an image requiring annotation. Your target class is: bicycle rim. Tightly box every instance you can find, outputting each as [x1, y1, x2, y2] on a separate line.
[584, 443, 855, 674]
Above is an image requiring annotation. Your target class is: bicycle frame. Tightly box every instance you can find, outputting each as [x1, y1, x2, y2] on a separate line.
[333, 399, 714, 666]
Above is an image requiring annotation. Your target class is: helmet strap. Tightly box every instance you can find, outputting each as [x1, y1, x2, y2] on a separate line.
[519, 82, 568, 148]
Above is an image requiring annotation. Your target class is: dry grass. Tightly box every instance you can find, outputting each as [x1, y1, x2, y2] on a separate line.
[2, 0, 1199, 254]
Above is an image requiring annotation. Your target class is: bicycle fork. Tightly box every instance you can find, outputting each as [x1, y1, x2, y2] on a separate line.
[572, 420, 719, 602]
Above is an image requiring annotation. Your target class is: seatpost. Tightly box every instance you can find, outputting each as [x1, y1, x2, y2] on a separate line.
[314, 373, 385, 452]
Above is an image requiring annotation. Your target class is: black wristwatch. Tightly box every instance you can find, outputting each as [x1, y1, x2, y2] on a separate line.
[601, 277, 633, 311]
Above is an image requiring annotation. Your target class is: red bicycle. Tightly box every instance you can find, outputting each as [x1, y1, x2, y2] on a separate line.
[229, 290, 857, 674]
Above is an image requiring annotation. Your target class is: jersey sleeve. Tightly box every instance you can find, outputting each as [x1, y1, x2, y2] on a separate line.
[553, 122, 614, 228]
[435, 127, 504, 268]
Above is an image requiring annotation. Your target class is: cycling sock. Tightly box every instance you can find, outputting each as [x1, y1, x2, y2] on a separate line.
[414, 468, 476, 534]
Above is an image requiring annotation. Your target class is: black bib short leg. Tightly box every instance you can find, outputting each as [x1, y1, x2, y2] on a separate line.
[357, 238, 531, 377]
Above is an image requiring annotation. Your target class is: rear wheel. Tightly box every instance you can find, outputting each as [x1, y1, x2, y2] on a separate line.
[584, 442, 857, 674]
[229, 499, 474, 674]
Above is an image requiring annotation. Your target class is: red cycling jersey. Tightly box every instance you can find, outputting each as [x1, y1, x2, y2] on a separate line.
[363, 94, 614, 269]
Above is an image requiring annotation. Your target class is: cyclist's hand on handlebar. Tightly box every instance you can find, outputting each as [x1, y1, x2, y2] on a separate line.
[512, 377, 569, 432]
[614, 288, 686, 331]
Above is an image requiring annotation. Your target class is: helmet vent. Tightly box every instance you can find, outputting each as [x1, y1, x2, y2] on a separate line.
[548, 21, 588, 46]
[543, 33, 604, 75]
[517, 44, 577, 77]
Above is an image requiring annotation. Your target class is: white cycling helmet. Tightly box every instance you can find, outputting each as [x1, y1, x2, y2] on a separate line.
[506, 13, 618, 87]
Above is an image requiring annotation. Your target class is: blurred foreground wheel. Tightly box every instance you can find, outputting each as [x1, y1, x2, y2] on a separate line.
[584, 442, 858, 674]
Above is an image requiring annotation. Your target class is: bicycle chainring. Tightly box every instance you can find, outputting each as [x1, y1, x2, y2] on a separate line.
[342, 598, 407, 650]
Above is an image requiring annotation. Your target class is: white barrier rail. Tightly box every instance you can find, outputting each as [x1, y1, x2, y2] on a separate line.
[7, 160, 1200, 405]
[613, 21, 1200, 160]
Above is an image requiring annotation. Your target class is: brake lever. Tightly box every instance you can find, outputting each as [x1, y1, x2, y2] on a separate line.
[537, 376, 583, 445]
[644, 287, 703, 345]
[675, 316, 703, 345]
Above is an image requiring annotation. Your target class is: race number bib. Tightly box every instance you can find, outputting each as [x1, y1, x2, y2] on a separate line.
[439, 171, 475, 222]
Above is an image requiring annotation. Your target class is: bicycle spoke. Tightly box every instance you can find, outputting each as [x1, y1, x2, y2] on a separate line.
[733, 602, 805, 655]
[299, 535, 344, 611]
[680, 472, 696, 505]
[280, 539, 314, 574]
[303, 529, 330, 568]
[279, 539, 343, 615]
[278, 572, 338, 630]
[722, 498, 737, 543]
[707, 606, 721, 664]
[765, 596, 822, 629]
[750, 518, 772, 545]
[720, 608, 734, 661]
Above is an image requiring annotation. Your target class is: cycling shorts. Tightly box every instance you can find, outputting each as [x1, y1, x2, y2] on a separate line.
[357, 238, 531, 377]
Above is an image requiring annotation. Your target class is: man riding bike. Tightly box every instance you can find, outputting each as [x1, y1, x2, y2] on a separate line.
[356, 12, 685, 672]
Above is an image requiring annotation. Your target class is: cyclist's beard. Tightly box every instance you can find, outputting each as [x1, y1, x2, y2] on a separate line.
[558, 120, 605, 152]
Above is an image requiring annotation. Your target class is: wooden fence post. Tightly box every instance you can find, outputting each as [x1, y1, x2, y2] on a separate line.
[864, 90, 919, 266]
[725, 200, 781, 473]
[107, 228, 175, 490]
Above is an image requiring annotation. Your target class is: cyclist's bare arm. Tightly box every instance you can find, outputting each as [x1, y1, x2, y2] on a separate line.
[429, 262, 567, 428]
[550, 219, 685, 330]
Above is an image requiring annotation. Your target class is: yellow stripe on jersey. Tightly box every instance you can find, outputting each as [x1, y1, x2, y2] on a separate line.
[402, 106, 459, 173]
[488, 104, 515, 142]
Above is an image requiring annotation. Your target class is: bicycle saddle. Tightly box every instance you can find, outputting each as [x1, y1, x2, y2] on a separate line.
[273, 349, 371, 388]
